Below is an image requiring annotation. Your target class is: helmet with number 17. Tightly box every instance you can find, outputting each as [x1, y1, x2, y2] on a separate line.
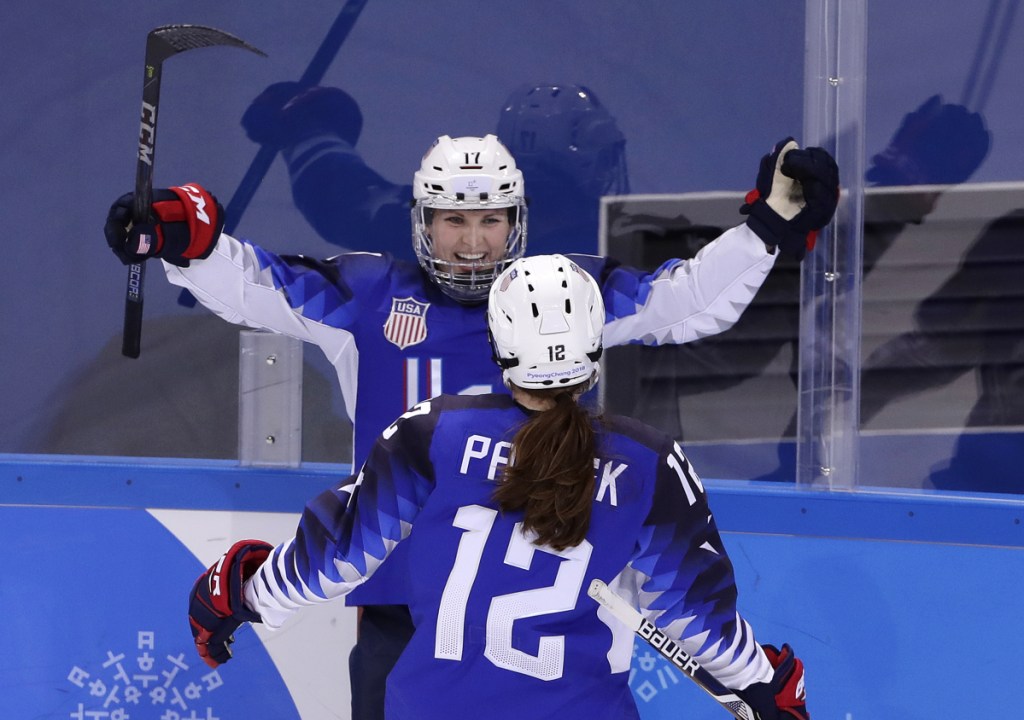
[412, 134, 528, 303]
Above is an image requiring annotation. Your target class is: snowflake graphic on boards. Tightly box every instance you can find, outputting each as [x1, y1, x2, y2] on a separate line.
[629, 643, 681, 703]
[66, 630, 223, 719]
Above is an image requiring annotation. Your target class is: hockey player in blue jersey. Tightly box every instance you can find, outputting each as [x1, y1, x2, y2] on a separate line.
[187, 254, 810, 719]
[106, 133, 837, 719]
[104, 133, 837, 470]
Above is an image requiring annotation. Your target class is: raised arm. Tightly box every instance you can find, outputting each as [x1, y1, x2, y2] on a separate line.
[587, 137, 839, 348]
[105, 182, 368, 357]
[584, 224, 777, 347]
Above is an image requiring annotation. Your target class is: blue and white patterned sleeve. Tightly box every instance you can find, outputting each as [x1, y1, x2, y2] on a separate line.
[575, 223, 777, 348]
[163, 234, 386, 418]
[162, 232, 370, 355]
[629, 437, 773, 691]
[242, 398, 440, 629]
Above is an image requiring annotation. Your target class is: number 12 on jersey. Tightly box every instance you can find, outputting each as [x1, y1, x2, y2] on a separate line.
[434, 504, 593, 681]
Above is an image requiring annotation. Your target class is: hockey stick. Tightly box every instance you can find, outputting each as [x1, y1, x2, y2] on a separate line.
[121, 25, 266, 358]
[588, 579, 760, 720]
[222, 0, 371, 234]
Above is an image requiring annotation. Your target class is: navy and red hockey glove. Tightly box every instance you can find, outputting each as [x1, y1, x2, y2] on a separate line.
[740, 137, 839, 261]
[188, 539, 273, 669]
[866, 94, 990, 186]
[241, 81, 363, 149]
[739, 643, 809, 720]
[105, 183, 224, 268]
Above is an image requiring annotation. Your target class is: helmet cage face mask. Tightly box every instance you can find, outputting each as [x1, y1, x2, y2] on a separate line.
[412, 134, 528, 303]
[411, 202, 526, 303]
[487, 254, 605, 391]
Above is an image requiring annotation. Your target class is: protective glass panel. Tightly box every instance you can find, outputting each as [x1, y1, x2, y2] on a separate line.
[857, 1, 1024, 495]
[601, 192, 803, 483]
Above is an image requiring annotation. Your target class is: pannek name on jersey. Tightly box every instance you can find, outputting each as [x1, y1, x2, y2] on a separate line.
[459, 432, 627, 507]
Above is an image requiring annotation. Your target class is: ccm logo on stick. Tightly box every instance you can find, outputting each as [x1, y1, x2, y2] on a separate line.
[137, 100, 156, 165]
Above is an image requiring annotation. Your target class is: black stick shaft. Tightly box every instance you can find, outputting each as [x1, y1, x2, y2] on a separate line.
[121, 42, 165, 358]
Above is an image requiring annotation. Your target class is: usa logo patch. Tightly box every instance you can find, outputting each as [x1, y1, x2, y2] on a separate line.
[383, 297, 430, 349]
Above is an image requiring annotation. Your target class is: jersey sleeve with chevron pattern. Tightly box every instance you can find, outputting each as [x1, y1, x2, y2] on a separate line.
[242, 394, 443, 629]
[623, 422, 773, 690]
[163, 225, 774, 468]
[571, 223, 777, 347]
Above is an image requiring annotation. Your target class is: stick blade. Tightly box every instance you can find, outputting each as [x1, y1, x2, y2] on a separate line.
[148, 24, 267, 58]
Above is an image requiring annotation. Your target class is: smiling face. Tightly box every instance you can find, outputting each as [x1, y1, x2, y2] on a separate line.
[428, 209, 512, 272]
[410, 135, 528, 302]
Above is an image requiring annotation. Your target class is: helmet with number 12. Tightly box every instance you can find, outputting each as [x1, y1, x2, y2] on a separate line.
[487, 253, 604, 392]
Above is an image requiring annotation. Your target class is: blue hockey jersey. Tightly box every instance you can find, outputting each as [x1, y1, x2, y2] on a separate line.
[243, 393, 772, 720]
[164, 224, 776, 604]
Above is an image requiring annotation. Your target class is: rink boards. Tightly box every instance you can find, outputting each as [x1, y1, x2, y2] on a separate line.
[2, 453, 1022, 719]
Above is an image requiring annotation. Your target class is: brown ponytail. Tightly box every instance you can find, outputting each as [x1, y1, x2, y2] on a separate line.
[494, 389, 598, 550]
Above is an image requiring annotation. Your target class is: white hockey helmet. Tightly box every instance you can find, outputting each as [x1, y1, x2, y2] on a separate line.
[412, 134, 528, 303]
[487, 254, 605, 391]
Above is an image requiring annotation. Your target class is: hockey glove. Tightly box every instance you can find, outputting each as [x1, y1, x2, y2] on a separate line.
[241, 81, 363, 149]
[740, 137, 839, 261]
[738, 643, 809, 720]
[105, 184, 224, 268]
[188, 539, 273, 669]
[866, 94, 990, 186]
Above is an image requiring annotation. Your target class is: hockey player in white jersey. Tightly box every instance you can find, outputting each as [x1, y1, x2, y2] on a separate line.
[106, 133, 836, 719]
[187, 254, 810, 719]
